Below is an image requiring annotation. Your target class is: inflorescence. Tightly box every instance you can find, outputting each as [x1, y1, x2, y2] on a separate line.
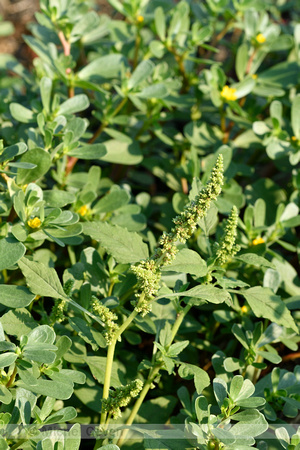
[101, 379, 143, 419]
[92, 296, 119, 344]
[214, 205, 240, 266]
[131, 155, 224, 316]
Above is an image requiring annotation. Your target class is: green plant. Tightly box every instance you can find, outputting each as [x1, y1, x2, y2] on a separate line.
[0, 0, 299, 449]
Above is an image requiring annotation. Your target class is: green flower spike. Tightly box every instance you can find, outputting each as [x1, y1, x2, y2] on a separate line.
[101, 379, 143, 419]
[214, 205, 240, 266]
[131, 155, 224, 316]
[92, 297, 119, 344]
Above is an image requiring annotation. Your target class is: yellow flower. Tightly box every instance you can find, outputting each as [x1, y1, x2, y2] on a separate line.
[27, 217, 41, 229]
[221, 85, 237, 101]
[241, 305, 248, 313]
[251, 74, 258, 80]
[136, 15, 144, 23]
[252, 237, 265, 245]
[256, 33, 266, 44]
[291, 136, 297, 141]
[78, 205, 88, 216]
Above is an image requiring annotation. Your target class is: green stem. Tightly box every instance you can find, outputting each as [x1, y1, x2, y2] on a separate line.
[117, 363, 162, 447]
[99, 294, 145, 425]
[117, 302, 192, 446]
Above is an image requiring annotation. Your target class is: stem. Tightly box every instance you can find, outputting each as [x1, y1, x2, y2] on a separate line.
[117, 303, 192, 446]
[6, 365, 17, 388]
[99, 295, 144, 425]
[117, 363, 162, 447]
[133, 31, 141, 69]
[89, 97, 128, 145]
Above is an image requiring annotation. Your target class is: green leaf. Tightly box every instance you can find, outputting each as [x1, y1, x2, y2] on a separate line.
[57, 94, 89, 115]
[44, 406, 77, 424]
[0, 237, 26, 270]
[10, 103, 35, 123]
[77, 54, 126, 82]
[100, 139, 143, 165]
[0, 308, 37, 338]
[85, 356, 124, 388]
[93, 186, 130, 213]
[178, 363, 210, 394]
[0, 352, 18, 368]
[40, 77, 52, 114]
[242, 287, 298, 332]
[291, 94, 300, 139]
[236, 43, 248, 80]
[235, 397, 266, 408]
[235, 253, 275, 269]
[229, 375, 244, 401]
[154, 7, 166, 41]
[17, 148, 51, 184]
[27, 325, 55, 344]
[43, 190, 76, 207]
[162, 248, 207, 277]
[157, 285, 231, 305]
[68, 317, 106, 350]
[68, 143, 107, 160]
[128, 60, 154, 90]
[168, 340, 189, 357]
[82, 222, 149, 263]
[0, 285, 35, 308]
[17, 376, 74, 400]
[0, 385, 13, 405]
[18, 257, 67, 300]
[0, 142, 27, 163]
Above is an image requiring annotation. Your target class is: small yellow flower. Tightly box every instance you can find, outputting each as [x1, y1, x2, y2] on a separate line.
[78, 205, 88, 216]
[221, 85, 237, 101]
[252, 237, 265, 245]
[136, 15, 144, 23]
[34, 295, 41, 300]
[291, 136, 297, 141]
[251, 74, 258, 80]
[256, 33, 266, 44]
[27, 217, 41, 229]
[241, 305, 248, 313]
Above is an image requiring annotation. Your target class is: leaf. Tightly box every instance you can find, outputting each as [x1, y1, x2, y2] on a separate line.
[168, 340, 189, 357]
[128, 60, 154, 90]
[17, 148, 51, 184]
[18, 257, 67, 300]
[68, 317, 106, 350]
[242, 287, 298, 332]
[0, 237, 26, 270]
[43, 190, 76, 207]
[235, 253, 275, 269]
[162, 248, 207, 277]
[0, 142, 27, 163]
[0, 385, 12, 405]
[82, 222, 149, 263]
[157, 285, 231, 305]
[85, 356, 124, 388]
[178, 363, 210, 394]
[10, 103, 35, 123]
[0, 352, 18, 368]
[57, 94, 89, 115]
[18, 257, 103, 325]
[0, 285, 35, 308]
[40, 77, 52, 114]
[236, 43, 248, 80]
[27, 325, 55, 345]
[0, 308, 37, 338]
[93, 186, 130, 213]
[154, 7, 166, 41]
[68, 143, 107, 160]
[100, 139, 143, 165]
[291, 94, 300, 139]
[77, 54, 126, 81]
[17, 377, 74, 400]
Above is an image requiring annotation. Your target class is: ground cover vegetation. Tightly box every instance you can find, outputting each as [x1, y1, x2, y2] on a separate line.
[0, 0, 300, 448]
